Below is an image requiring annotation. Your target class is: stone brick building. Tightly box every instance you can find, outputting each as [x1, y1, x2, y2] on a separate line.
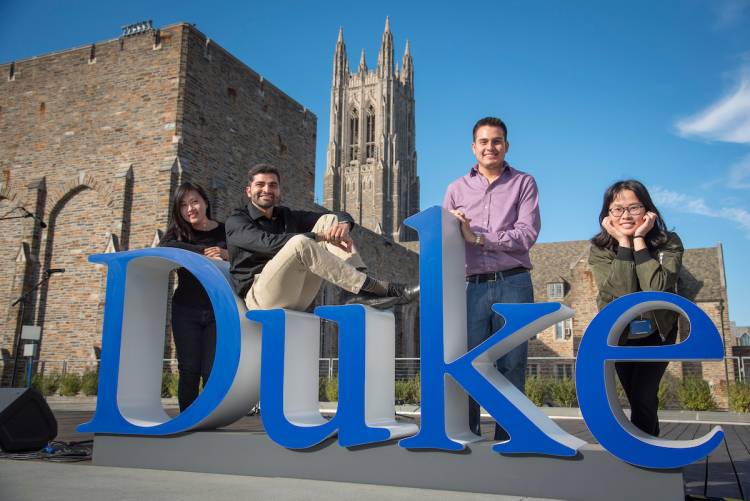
[323, 18, 419, 243]
[526, 240, 735, 407]
[0, 21, 420, 383]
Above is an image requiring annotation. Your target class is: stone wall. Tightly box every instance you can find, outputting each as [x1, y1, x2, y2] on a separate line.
[176, 26, 317, 218]
[0, 27, 183, 380]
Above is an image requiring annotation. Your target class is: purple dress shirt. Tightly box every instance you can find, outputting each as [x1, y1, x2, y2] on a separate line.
[442, 163, 541, 275]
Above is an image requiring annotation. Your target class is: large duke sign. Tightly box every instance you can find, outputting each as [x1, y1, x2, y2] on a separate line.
[78, 207, 725, 469]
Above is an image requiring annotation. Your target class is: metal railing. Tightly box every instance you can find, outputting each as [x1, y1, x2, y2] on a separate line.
[318, 358, 421, 380]
[1, 356, 582, 385]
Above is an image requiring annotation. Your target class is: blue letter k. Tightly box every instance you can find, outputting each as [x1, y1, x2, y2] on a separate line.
[399, 207, 585, 456]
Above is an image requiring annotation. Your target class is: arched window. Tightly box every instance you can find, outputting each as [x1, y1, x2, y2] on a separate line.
[349, 108, 359, 162]
[365, 105, 376, 159]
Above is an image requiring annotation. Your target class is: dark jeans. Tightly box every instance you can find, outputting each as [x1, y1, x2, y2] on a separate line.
[616, 327, 677, 437]
[466, 271, 534, 440]
[171, 302, 216, 412]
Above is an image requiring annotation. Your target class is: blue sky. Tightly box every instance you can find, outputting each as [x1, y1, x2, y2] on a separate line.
[2, 1, 750, 325]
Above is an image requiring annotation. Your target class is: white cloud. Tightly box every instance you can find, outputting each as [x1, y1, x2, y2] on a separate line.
[675, 67, 750, 144]
[652, 187, 750, 236]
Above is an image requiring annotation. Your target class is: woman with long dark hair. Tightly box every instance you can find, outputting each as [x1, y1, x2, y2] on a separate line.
[160, 182, 228, 411]
[589, 179, 683, 436]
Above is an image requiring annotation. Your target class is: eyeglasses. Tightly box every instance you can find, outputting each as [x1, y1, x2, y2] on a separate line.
[608, 204, 645, 217]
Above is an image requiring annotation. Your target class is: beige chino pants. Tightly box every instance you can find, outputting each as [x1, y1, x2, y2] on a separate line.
[244, 214, 367, 311]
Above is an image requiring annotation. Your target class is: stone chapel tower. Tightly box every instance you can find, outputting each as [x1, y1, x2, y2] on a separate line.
[323, 18, 419, 242]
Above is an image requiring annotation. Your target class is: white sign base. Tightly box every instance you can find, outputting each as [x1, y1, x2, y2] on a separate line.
[92, 431, 683, 501]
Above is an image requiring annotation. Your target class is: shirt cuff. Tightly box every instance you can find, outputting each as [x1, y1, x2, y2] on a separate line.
[616, 246, 633, 261]
[634, 249, 651, 266]
[334, 211, 355, 226]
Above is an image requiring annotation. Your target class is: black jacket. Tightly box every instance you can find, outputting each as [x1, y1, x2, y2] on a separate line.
[225, 203, 354, 296]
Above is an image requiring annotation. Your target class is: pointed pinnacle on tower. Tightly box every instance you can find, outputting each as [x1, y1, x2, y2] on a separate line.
[358, 48, 368, 73]
[377, 16, 394, 78]
[332, 26, 348, 85]
[401, 39, 413, 90]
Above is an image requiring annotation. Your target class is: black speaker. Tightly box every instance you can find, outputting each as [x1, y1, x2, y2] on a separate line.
[0, 387, 57, 452]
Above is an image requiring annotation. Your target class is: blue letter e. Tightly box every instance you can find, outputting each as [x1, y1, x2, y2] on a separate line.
[576, 292, 724, 469]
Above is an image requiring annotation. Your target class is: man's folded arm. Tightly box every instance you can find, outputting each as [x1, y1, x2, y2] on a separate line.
[225, 215, 313, 256]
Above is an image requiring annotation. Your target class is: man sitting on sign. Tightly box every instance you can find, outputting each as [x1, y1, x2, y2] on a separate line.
[226, 164, 419, 311]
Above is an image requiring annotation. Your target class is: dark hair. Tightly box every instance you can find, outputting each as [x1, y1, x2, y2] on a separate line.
[590, 179, 669, 250]
[472, 117, 508, 141]
[166, 182, 212, 242]
[247, 163, 281, 185]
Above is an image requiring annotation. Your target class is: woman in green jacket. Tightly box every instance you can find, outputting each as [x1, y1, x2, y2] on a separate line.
[589, 180, 683, 436]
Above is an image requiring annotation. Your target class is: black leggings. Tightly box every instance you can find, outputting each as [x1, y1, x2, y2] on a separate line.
[616, 327, 677, 436]
[171, 302, 216, 411]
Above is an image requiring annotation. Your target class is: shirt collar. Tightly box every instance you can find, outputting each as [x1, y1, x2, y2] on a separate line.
[246, 203, 277, 221]
[469, 161, 510, 178]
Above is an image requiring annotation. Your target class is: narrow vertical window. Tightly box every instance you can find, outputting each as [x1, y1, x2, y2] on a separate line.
[365, 105, 375, 159]
[349, 108, 359, 162]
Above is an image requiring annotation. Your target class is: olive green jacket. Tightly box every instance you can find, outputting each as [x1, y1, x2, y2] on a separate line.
[588, 232, 684, 340]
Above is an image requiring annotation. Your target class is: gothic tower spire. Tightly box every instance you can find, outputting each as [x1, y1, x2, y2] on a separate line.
[332, 26, 348, 86]
[358, 48, 368, 74]
[377, 16, 394, 78]
[400, 39, 413, 92]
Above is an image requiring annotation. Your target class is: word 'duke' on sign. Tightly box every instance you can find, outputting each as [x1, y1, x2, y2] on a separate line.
[78, 207, 725, 469]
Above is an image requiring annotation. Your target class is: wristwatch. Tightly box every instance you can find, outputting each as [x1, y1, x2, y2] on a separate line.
[474, 234, 482, 246]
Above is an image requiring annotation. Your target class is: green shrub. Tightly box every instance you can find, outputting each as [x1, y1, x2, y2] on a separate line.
[658, 373, 679, 410]
[33, 373, 61, 396]
[31, 373, 44, 394]
[81, 370, 98, 396]
[161, 371, 178, 398]
[525, 377, 551, 406]
[729, 382, 750, 413]
[395, 378, 421, 404]
[318, 377, 338, 402]
[678, 377, 716, 411]
[550, 378, 578, 407]
[318, 377, 327, 401]
[59, 373, 82, 396]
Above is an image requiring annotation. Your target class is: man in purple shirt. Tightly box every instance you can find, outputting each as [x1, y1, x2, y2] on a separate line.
[443, 116, 541, 440]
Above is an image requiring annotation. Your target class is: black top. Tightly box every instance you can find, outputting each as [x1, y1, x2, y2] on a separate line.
[160, 223, 227, 310]
[225, 203, 354, 297]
